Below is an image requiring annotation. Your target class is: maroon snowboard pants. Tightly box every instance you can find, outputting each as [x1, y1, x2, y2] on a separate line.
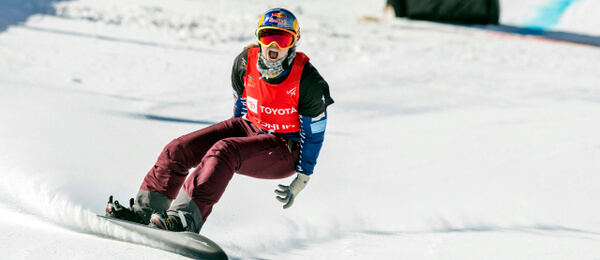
[140, 117, 299, 221]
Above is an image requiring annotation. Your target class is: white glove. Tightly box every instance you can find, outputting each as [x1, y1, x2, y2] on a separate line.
[275, 173, 310, 209]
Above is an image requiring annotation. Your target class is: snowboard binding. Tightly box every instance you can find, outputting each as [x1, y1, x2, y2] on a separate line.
[105, 195, 146, 224]
[148, 211, 187, 232]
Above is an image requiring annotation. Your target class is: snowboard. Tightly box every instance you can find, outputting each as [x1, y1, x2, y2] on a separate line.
[98, 215, 227, 260]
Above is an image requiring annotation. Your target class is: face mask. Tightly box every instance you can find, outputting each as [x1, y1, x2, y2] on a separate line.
[257, 48, 296, 79]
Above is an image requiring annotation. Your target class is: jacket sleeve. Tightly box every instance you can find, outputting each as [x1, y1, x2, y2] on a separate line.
[231, 49, 249, 117]
[233, 93, 247, 117]
[296, 62, 334, 175]
[297, 111, 328, 175]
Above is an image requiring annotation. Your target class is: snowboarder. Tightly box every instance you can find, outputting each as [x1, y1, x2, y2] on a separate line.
[106, 7, 334, 233]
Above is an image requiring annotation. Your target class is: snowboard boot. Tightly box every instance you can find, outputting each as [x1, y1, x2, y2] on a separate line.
[166, 189, 205, 233]
[148, 211, 187, 232]
[105, 195, 146, 224]
[131, 190, 172, 224]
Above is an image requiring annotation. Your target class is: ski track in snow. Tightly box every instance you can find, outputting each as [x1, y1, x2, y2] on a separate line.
[0, 167, 178, 255]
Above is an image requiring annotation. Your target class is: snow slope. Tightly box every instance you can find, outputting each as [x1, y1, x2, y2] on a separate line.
[1, 0, 600, 259]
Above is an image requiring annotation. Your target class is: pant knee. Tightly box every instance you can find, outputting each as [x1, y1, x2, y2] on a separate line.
[205, 139, 239, 170]
[164, 138, 184, 158]
[159, 138, 190, 170]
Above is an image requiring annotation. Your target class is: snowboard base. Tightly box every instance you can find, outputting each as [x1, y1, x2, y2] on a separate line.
[98, 215, 227, 259]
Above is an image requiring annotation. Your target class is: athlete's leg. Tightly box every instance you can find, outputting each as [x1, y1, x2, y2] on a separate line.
[169, 133, 299, 232]
[133, 117, 260, 223]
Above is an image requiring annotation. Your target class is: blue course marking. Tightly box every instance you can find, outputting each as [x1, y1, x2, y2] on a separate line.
[525, 0, 581, 31]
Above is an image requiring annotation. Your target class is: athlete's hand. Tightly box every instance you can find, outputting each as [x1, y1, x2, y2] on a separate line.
[275, 173, 310, 209]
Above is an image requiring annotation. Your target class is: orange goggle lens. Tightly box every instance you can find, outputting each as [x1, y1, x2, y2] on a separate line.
[257, 28, 296, 49]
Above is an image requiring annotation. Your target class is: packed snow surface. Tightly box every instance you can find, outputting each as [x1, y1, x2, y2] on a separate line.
[1, 0, 599, 259]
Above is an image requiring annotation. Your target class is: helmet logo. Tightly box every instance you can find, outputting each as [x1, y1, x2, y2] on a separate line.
[272, 13, 287, 18]
[269, 13, 288, 25]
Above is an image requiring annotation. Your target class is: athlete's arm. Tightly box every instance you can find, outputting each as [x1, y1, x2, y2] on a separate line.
[297, 111, 328, 175]
[231, 49, 250, 117]
[296, 63, 334, 175]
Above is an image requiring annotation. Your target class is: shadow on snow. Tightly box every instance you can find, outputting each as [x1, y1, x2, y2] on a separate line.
[112, 111, 218, 125]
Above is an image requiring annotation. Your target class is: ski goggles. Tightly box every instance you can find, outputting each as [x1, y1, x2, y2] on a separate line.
[256, 27, 298, 49]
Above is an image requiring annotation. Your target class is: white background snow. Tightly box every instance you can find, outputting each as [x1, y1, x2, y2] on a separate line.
[1, 0, 599, 259]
